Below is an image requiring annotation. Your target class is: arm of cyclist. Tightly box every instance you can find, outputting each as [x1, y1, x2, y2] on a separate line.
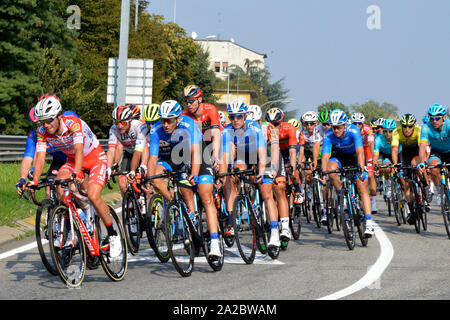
[188, 143, 201, 186]
[312, 141, 320, 171]
[355, 146, 368, 181]
[73, 143, 85, 184]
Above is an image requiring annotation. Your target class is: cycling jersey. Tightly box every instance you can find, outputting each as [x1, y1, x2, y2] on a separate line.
[181, 103, 221, 143]
[312, 123, 329, 144]
[359, 124, 374, 147]
[392, 125, 421, 147]
[374, 134, 401, 155]
[322, 124, 363, 155]
[108, 119, 148, 153]
[419, 119, 450, 154]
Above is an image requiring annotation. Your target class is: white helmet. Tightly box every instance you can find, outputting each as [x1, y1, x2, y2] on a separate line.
[34, 94, 62, 120]
[302, 110, 318, 122]
[350, 112, 365, 123]
[247, 105, 262, 121]
[218, 111, 226, 124]
[226, 100, 248, 114]
[329, 109, 348, 125]
[159, 100, 182, 119]
[375, 118, 384, 126]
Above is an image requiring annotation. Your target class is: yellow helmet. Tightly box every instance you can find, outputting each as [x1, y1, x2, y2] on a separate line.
[143, 103, 160, 122]
[287, 118, 301, 129]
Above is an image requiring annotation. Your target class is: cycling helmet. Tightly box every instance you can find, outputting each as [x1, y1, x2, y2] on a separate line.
[159, 100, 183, 119]
[265, 107, 284, 123]
[129, 104, 141, 120]
[422, 115, 430, 123]
[374, 118, 384, 127]
[34, 94, 62, 121]
[29, 106, 38, 123]
[318, 109, 330, 123]
[247, 105, 262, 121]
[370, 118, 378, 128]
[329, 109, 348, 125]
[287, 118, 301, 129]
[182, 84, 203, 100]
[218, 111, 226, 124]
[382, 118, 397, 130]
[142, 103, 161, 122]
[302, 111, 318, 122]
[350, 112, 365, 123]
[227, 100, 248, 114]
[427, 104, 447, 116]
[112, 105, 133, 121]
[400, 114, 417, 126]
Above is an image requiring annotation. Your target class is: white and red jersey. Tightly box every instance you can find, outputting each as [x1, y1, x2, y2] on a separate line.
[108, 120, 148, 154]
[36, 115, 100, 160]
[360, 124, 375, 147]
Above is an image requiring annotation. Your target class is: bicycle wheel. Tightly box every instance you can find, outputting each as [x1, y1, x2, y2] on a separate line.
[290, 203, 302, 240]
[440, 186, 450, 239]
[409, 181, 421, 234]
[354, 199, 368, 247]
[311, 185, 321, 228]
[325, 182, 338, 232]
[199, 210, 224, 272]
[97, 205, 128, 282]
[122, 190, 140, 255]
[339, 191, 355, 250]
[35, 199, 58, 276]
[303, 183, 312, 224]
[256, 200, 269, 254]
[232, 195, 256, 264]
[418, 183, 428, 231]
[48, 205, 86, 288]
[146, 193, 170, 263]
[391, 178, 403, 226]
[165, 200, 195, 277]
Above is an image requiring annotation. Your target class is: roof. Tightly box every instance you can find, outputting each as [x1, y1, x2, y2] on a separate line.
[195, 39, 267, 59]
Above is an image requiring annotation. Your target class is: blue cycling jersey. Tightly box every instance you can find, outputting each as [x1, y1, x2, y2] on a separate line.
[420, 119, 450, 154]
[221, 120, 266, 158]
[23, 111, 79, 161]
[322, 123, 363, 155]
[149, 115, 202, 162]
[374, 134, 402, 155]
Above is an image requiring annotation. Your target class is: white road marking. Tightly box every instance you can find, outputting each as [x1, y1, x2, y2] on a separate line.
[0, 240, 40, 261]
[318, 221, 394, 300]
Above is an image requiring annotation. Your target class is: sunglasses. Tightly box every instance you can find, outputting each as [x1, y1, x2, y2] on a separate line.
[383, 129, 393, 133]
[377, 126, 383, 129]
[353, 122, 363, 126]
[39, 117, 56, 125]
[322, 123, 331, 127]
[332, 125, 344, 130]
[115, 120, 129, 126]
[430, 116, 442, 122]
[161, 118, 177, 124]
[305, 122, 316, 126]
[185, 98, 197, 104]
[229, 114, 244, 120]
[402, 125, 414, 129]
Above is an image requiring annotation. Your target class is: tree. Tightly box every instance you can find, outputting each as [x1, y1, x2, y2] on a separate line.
[351, 99, 399, 121]
[317, 101, 351, 116]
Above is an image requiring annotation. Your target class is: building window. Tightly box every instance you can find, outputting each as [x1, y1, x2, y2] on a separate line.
[214, 62, 220, 73]
[222, 62, 228, 73]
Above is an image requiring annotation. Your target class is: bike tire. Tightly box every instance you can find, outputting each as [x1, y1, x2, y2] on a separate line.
[35, 199, 58, 276]
[146, 193, 170, 263]
[290, 204, 302, 240]
[122, 190, 140, 255]
[200, 210, 224, 272]
[256, 200, 269, 254]
[97, 205, 128, 282]
[410, 181, 421, 234]
[48, 205, 87, 288]
[440, 186, 450, 239]
[165, 201, 195, 277]
[391, 179, 403, 226]
[339, 191, 355, 250]
[312, 186, 321, 228]
[323, 182, 333, 234]
[354, 199, 368, 247]
[232, 195, 256, 264]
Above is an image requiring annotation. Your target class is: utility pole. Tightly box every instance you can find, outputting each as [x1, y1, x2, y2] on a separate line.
[117, 0, 130, 107]
[134, 0, 139, 31]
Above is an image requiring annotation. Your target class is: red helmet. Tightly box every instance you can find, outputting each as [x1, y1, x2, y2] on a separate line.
[182, 85, 203, 100]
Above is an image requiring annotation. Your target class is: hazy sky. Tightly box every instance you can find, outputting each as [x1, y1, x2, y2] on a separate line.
[146, 0, 450, 118]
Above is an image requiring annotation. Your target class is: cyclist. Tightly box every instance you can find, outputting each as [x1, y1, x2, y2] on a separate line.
[422, 115, 430, 125]
[350, 112, 378, 214]
[265, 107, 299, 247]
[312, 109, 332, 171]
[146, 100, 222, 258]
[321, 109, 375, 237]
[419, 104, 450, 207]
[247, 104, 269, 141]
[29, 94, 122, 257]
[106, 105, 149, 195]
[371, 118, 384, 137]
[372, 119, 399, 197]
[392, 113, 423, 224]
[16, 105, 78, 197]
[218, 100, 280, 254]
[218, 110, 227, 128]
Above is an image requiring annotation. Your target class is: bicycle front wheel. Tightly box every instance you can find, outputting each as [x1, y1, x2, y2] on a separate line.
[97, 205, 128, 282]
[232, 195, 256, 264]
[165, 201, 195, 277]
[339, 192, 355, 250]
[440, 186, 450, 238]
[48, 205, 87, 288]
[35, 199, 58, 276]
[122, 190, 140, 255]
[146, 193, 170, 263]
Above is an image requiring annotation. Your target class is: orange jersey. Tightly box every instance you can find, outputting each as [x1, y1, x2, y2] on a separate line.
[181, 103, 221, 143]
[267, 122, 298, 150]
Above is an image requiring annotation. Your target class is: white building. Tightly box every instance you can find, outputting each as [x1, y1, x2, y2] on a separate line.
[195, 40, 267, 81]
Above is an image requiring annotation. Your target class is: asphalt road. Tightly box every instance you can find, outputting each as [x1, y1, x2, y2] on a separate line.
[0, 198, 449, 301]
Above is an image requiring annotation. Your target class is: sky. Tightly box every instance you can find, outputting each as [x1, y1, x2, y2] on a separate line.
[145, 0, 450, 118]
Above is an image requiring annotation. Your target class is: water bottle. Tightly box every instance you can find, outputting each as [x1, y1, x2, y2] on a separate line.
[76, 208, 89, 230]
[139, 195, 146, 215]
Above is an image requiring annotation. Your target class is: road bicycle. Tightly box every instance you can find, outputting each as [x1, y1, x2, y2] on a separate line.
[145, 168, 224, 277]
[48, 176, 128, 288]
[428, 162, 450, 238]
[324, 166, 369, 250]
[284, 164, 302, 242]
[378, 164, 408, 226]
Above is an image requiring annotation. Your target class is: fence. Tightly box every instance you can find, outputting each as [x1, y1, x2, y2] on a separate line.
[0, 135, 108, 162]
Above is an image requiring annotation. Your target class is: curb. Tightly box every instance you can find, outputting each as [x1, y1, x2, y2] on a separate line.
[0, 192, 122, 248]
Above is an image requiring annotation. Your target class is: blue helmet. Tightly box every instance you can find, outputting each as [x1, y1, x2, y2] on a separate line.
[382, 118, 397, 130]
[227, 100, 247, 114]
[159, 100, 182, 119]
[329, 109, 348, 125]
[427, 104, 447, 116]
[422, 115, 430, 123]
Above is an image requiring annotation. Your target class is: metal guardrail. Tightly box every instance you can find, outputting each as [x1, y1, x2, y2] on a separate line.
[0, 135, 108, 162]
